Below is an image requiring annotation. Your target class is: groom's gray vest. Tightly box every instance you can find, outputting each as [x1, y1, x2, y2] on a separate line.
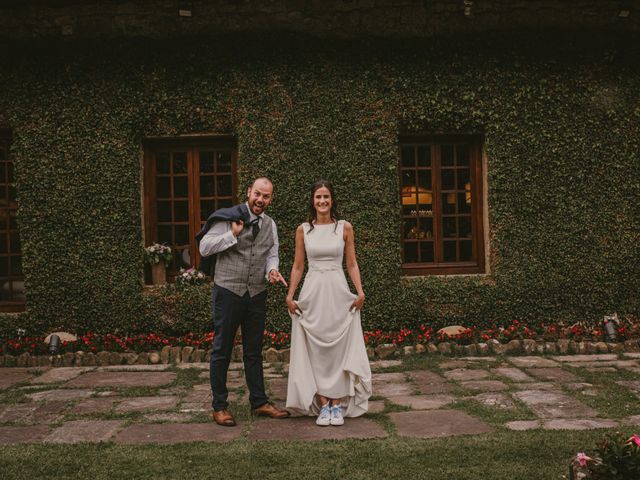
[213, 214, 275, 297]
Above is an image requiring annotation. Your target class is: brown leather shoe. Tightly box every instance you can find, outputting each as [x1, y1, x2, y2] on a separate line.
[252, 402, 290, 419]
[212, 410, 236, 427]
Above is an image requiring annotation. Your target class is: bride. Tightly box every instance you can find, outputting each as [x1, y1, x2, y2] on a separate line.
[285, 180, 372, 426]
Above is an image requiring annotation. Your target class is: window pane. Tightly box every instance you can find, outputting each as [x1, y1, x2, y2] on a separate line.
[6, 162, 12, 184]
[459, 216, 472, 238]
[457, 145, 470, 166]
[417, 171, 432, 208]
[417, 146, 431, 167]
[200, 151, 215, 173]
[0, 163, 6, 183]
[175, 225, 189, 246]
[442, 216, 456, 238]
[0, 257, 7, 276]
[404, 218, 418, 239]
[218, 152, 232, 172]
[9, 186, 15, 202]
[401, 147, 415, 167]
[458, 192, 471, 214]
[0, 234, 5, 253]
[442, 193, 456, 214]
[10, 256, 21, 276]
[12, 281, 25, 300]
[441, 169, 455, 190]
[156, 153, 170, 174]
[217, 175, 232, 196]
[158, 225, 172, 244]
[200, 175, 215, 196]
[173, 176, 188, 198]
[217, 198, 233, 209]
[403, 242, 418, 263]
[8, 212, 16, 230]
[9, 233, 19, 253]
[174, 200, 188, 222]
[176, 247, 191, 268]
[200, 200, 215, 221]
[443, 241, 457, 262]
[172, 152, 187, 173]
[459, 240, 472, 261]
[420, 242, 434, 262]
[441, 145, 454, 166]
[157, 200, 171, 222]
[156, 177, 171, 198]
[457, 168, 470, 190]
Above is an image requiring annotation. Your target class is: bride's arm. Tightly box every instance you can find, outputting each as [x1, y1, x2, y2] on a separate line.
[344, 222, 365, 310]
[286, 225, 306, 314]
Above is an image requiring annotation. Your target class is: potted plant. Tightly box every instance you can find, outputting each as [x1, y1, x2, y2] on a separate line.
[144, 243, 172, 285]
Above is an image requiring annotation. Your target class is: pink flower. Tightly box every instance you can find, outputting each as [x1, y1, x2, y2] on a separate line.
[629, 434, 640, 447]
[575, 452, 591, 467]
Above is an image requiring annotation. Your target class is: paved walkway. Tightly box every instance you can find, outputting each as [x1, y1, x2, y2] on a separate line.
[1, 354, 639, 444]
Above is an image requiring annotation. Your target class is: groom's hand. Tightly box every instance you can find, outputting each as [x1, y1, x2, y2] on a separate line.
[268, 269, 288, 287]
[231, 220, 244, 237]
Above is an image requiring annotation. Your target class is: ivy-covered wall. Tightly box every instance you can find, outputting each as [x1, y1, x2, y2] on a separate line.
[0, 31, 638, 336]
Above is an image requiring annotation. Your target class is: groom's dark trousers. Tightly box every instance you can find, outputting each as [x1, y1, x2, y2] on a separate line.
[210, 284, 269, 411]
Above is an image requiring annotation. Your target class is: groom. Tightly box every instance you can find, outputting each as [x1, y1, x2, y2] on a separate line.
[198, 177, 290, 426]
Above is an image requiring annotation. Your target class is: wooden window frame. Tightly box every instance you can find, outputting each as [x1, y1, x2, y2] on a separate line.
[399, 134, 485, 276]
[142, 136, 238, 281]
[0, 128, 25, 312]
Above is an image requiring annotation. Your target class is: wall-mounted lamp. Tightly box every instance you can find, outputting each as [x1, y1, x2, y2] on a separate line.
[463, 0, 473, 17]
[603, 313, 619, 342]
[48, 334, 61, 355]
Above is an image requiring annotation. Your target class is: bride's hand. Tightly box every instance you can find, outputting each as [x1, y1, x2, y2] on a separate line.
[286, 297, 302, 316]
[350, 293, 365, 312]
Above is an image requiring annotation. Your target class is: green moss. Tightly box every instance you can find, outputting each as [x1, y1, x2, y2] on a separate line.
[0, 31, 638, 335]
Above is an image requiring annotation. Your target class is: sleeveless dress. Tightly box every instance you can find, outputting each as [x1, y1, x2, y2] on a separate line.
[286, 220, 372, 417]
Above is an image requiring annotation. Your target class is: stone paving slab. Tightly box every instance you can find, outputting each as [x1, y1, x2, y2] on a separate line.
[116, 396, 179, 413]
[390, 410, 492, 438]
[526, 368, 580, 382]
[370, 360, 402, 369]
[444, 369, 490, 381]
[508, 357, 559, 368]
[512, 382, 558, 391]
[373, 382, 414, 397]
[27, 389, 94, 402]
[552, 354, 617, 362]
[248, 417, 387, 441]
[564, 360, 639, 368]
[0, 403, 38, 423]
[0, 371, 33, 390]
[388, 394, 455, 410]
[415, 382, 455, 395]
[267, 377, 288, 400]
[175, 363, 209, 370]
[623, 353, 640, 359]
[408, 370, 447, 384]
[367, 400, 385, 413]
[470, 392, 516, 409]
[505, 418, 619, 431]
[438, 361, 469, 369]
[115, 422, 242, 444]
[144, 412, 195, 423]
[44, 420, 124, 443]
[64, 371, 176, 388]
[0, 425, 50, 444]
[512, 390, 596, 418]
[627, 415, 640, 426]
[616, 381, 640, 398]
[31, 367, 93, 384]
[97, 365, 170, 372]
[460, 380, 508, 392]
[492, 367, 535, 382]
[372, 372, 407, 383]
[0, 401, 68, 425]
[461, 357, 498, 362]
[73, 397, 118, 414]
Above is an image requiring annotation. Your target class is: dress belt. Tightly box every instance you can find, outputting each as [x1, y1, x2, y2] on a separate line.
[308, 264, 341, 273]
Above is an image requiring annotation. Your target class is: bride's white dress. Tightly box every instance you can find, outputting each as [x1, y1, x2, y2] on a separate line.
[286, 220, 372, 417]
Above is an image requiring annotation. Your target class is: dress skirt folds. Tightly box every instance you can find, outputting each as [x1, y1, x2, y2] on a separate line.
[286, 221, 372, 417]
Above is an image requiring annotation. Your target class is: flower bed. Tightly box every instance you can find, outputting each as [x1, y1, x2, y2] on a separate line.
[570, 432, 640, 479]
[1, 318, 638, 359]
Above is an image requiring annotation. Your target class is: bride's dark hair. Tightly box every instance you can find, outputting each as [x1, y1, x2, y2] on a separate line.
[307, 180, 339, 233]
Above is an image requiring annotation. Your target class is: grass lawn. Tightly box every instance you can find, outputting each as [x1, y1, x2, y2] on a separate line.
[0, 429, 634, 480]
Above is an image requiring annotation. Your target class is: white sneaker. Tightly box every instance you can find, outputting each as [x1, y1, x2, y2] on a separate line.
[330, 405, 344, 426]
[316, 403, 331, 426]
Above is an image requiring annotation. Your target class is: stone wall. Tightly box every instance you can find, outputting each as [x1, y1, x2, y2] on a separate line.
[0, 0, 638, 40]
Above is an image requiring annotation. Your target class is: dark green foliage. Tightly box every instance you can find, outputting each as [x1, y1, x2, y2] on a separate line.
[0, 31, 638, 335]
